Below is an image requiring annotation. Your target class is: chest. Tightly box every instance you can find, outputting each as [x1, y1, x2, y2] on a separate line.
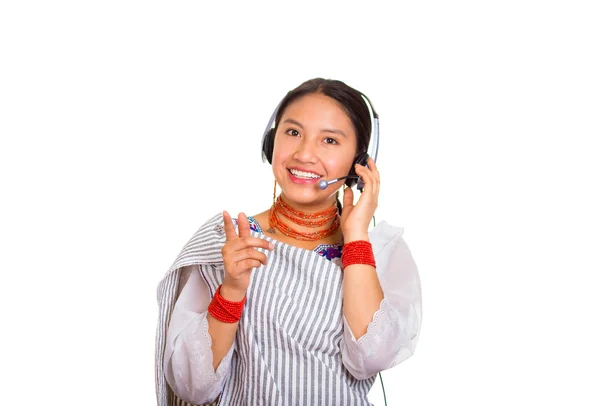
[204, 247, 345, 352]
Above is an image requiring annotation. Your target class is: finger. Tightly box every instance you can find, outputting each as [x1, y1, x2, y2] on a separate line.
[343, 186, 354, 207]
[222, 210, 238, 240]
[238, 258, 264, 271]
[368, 157, 380, 184]
[355, 164, 375, 193]
[362, 162, 378, 192]
[367, 157, 376, 169]
[361, 161, 379, 193]
[227, 236, 275, 252]
[341, 187, 354, 217]
[237, 212, 251, 238]
[232, 249, 268, 266]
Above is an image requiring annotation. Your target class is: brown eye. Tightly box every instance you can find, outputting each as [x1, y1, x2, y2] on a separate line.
[324, 137, 338, 145]
[286, 129, 300, 136]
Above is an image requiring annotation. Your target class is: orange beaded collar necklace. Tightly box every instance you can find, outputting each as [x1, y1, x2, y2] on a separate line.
[268, 195, 340, 241]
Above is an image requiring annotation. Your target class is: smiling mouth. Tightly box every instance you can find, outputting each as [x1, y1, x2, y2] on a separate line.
[287, 168, 323, 179]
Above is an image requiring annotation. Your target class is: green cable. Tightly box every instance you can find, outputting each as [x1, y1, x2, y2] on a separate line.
[379, 372, 388, 406]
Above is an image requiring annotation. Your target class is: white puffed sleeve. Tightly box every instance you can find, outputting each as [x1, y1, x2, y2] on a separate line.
[163, 265, 234, 405]
[341, 222, 423, 380]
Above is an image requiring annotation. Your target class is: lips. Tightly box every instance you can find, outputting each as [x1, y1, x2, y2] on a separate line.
[287, 168, 323, 184]
[287, 168, 323, 178]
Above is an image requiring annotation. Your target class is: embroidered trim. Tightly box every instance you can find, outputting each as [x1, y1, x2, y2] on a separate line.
[221, 216, 343, 260]
[356, 298, 394, 359]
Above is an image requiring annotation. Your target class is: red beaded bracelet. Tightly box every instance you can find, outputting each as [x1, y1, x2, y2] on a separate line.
[208, 285, 247, 323]
[341, 240, 376, 270]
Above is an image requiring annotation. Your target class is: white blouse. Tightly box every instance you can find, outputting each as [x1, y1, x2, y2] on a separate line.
[162, 218, 422, 405]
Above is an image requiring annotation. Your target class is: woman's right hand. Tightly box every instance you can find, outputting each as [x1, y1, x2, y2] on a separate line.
[220, 210, 274, 301]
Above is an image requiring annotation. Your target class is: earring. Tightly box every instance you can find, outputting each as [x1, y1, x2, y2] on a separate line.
[273, 179, 277, 204]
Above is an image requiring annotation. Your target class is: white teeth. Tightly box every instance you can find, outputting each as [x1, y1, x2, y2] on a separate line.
[289, 169, 322, 179]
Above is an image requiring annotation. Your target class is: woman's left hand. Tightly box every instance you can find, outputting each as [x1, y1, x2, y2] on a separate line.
[340, 157, 380, 242]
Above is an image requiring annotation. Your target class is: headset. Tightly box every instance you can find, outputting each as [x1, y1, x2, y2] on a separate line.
[261, 92, 380, 193]
[260, 89, 388, 405]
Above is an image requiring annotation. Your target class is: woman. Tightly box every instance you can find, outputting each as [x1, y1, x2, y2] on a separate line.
[155, 78, 422, 406]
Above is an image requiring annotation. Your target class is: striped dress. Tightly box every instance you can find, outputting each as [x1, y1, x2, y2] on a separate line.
[156, 212, 422, 406]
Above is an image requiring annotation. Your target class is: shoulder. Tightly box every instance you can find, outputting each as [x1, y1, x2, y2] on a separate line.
[196, 212, 227, 237]
[167, 212, 228, 272]
[368, 220, 405, 256]
[368, 220, 420, 280]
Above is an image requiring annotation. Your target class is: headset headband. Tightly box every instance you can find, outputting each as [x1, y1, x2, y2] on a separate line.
[360, 94, 380, 163]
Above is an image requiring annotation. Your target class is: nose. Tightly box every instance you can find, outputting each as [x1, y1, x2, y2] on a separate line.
[293, 137, 318, 163]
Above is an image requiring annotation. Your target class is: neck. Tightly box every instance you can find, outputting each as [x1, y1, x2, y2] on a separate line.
[280, 192, 338, 214]
[269, 193, 340, 241]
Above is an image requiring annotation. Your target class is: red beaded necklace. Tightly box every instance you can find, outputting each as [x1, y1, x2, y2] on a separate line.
[268, 195, 340, 241]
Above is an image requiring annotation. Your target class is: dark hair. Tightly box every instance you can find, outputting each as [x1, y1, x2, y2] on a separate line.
[273, 78, 372, 158]
[272, 78, 373, 214]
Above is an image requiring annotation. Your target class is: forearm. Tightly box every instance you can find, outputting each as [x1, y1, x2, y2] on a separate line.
[340, 222, 423, 379]
[342, 234, 384, 339]
[207, 284, 245, 371]
[164, 310, 233, 404]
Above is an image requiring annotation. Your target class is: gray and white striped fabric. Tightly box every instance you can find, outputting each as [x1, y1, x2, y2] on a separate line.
[168, 390, 218, 406]
[156, 213, 376, 405]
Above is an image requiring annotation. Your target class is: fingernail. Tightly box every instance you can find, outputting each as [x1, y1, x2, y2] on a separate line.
[269, 243, 275, 249]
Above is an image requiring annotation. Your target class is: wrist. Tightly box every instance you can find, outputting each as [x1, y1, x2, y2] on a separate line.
[343, 233, 369, 243]
[208, 285, 247, 324]
[341, 240, 376, 270]
[220, 284, 247, 302]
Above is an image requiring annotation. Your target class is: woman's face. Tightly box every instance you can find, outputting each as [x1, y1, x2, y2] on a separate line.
[271, 92, 358, 210]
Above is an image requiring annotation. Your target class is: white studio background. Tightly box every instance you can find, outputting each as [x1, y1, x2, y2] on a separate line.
[1, 1, 598, 405]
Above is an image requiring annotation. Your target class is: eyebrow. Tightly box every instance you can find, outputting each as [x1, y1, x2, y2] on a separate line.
[282, 118, 347, 138]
